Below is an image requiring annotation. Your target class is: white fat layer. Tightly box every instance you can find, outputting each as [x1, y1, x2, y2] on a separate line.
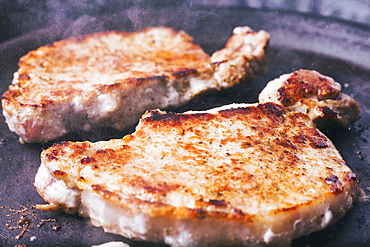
[212, 63, 229, 87]
[2, 110, 16, 133]
[80, 191, 301, 247]
[72, 187, 355, 247]
[293, 219, 302, 231]
[159, 81, 181, 107]
[184, 77, 218, 101]
[81, 191, 155, 240]
[184, 103, 258, 115]
[263, 228, 279, 243]
[34, 165, 80, 210]
[96, 94, 119, 117]
[92, 242, 129, 247]
[320, 208, 333, 228]
[233, 26, 253, 35]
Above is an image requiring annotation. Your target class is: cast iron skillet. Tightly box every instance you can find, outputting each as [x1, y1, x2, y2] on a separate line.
[0, 7, 369, 247]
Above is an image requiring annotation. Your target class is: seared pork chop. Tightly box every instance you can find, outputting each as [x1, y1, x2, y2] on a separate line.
[2, 26, 269, 143]
[259, 69, 360, 128]
[35, 102, 358, 246]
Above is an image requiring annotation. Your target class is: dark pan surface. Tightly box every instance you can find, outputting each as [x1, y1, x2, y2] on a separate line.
[0, 7, 369, 247]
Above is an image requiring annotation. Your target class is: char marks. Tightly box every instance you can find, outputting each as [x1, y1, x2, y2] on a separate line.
[277, 69, 340, 106]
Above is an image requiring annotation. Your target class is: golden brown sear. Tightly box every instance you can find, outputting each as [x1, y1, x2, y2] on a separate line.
[35, 101, 358, 246]
[2, 26, 269, 143]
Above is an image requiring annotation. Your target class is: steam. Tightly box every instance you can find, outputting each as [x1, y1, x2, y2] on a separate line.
[61, 15, 104, 39]
[1, 0, 193, 42]
[48, 0, 232, 53]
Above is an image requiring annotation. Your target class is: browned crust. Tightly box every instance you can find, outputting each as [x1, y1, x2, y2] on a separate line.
[277, 69, 341, 106]
[2, 27, 210, 109]
[39, 102, 358, 223]
[3, 26, 270, 144]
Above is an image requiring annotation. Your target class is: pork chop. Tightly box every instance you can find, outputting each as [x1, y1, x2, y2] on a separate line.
[34, 102, 358, 246]
[2, 26, 269, 143]
[258, 69, 360, 128]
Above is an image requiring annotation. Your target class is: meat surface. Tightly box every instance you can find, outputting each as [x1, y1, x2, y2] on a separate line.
[258, 69, 360, 128]
[2, 26, 269, 143]
[35, 102, 358, 246]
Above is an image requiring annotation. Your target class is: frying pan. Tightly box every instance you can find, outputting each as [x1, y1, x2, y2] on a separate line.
[0, 7, 370, 247]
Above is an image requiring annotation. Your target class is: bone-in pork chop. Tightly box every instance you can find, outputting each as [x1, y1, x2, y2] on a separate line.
[34, 101, 358, 246]
[2, 26, 269, 143]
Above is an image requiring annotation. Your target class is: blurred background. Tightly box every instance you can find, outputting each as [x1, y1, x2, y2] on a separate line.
[0, 0, 369, 43]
